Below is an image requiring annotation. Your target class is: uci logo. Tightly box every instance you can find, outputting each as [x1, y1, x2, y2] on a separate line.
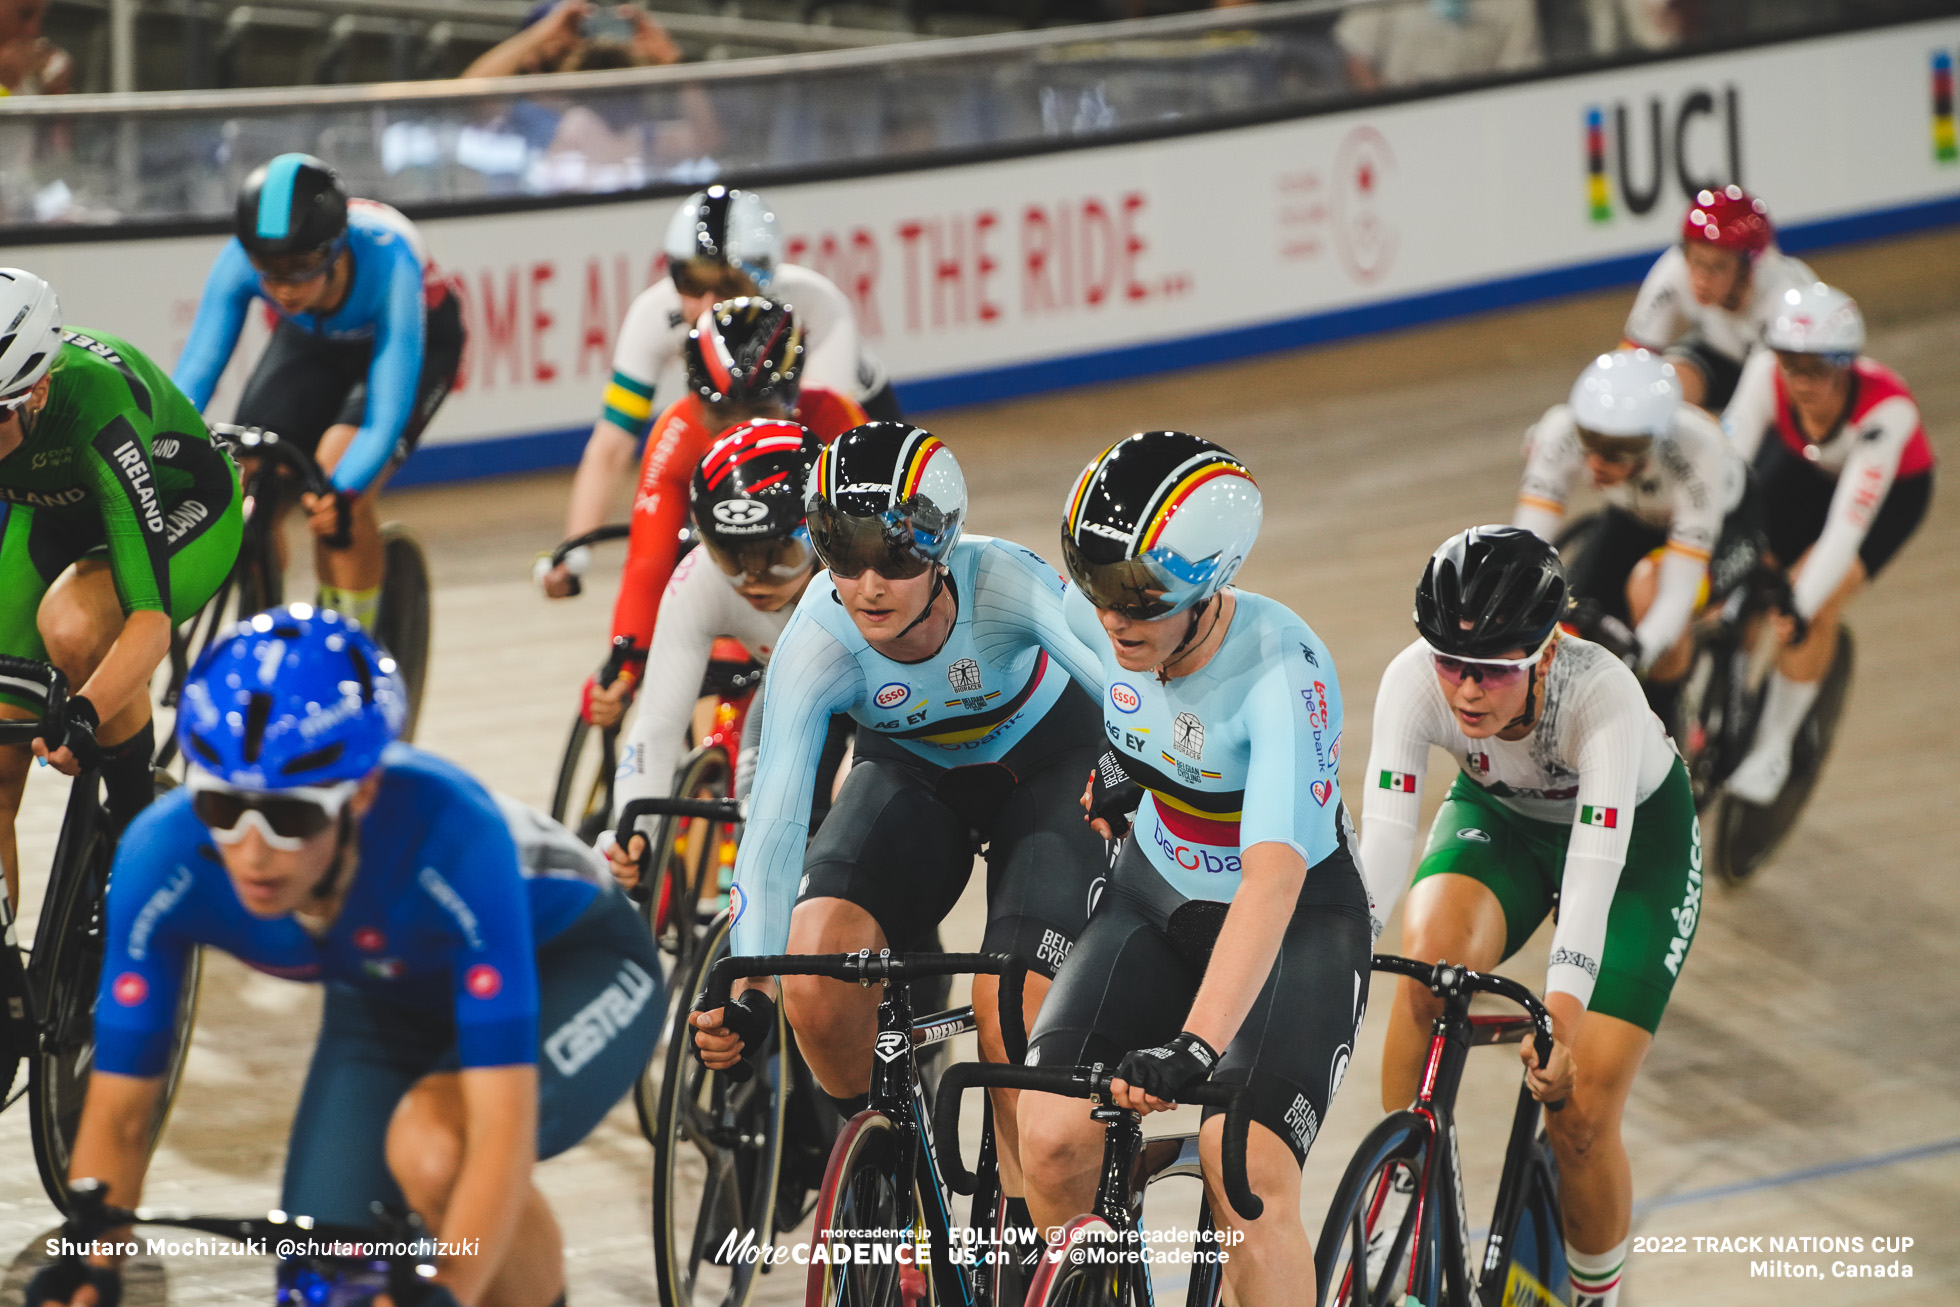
[712, 498, 770, 527]
[1109, 682, 1141, 714]
[873, 681, 911, 710]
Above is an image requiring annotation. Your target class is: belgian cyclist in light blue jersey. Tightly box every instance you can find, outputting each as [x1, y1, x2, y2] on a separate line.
[174, 154, 465, 631]
[689, 422, 1108, 1210]
[1020, 433, 1372, 1305]
[30, 608, 656, 1307]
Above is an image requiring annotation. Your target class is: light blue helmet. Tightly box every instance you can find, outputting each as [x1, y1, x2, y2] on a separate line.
[178, 605, 406, 789]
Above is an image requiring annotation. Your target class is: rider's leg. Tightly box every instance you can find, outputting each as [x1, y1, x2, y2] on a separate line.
[386, 1070, 565, 1307]
[972, 970, 1049, 1196]
[1540, 1012, 1651, 1305]
[1727, 557, 1863, 803]
[0, 729, 29, 906]
[312, 422, 391, 629]
[1199, 1120, 1311, 1305]
[1016, 1089, 1104, 1237]
[1381, 872, 1507, 1110]
[781, 897, 889, 1101]
[40, 562, 166, 832]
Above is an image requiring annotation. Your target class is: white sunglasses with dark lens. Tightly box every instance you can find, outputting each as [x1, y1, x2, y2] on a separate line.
[188, 771, 357, 851]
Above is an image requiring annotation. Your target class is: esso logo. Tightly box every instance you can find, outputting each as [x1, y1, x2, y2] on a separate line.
[465, 964, 503, 1000]
[712, 498, 770, 527]
[874, 682, 911, 710]
[1109, 682, 1142, 714]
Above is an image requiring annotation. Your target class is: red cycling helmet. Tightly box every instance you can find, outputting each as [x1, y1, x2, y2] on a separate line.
[1681, 186, 1773, 259]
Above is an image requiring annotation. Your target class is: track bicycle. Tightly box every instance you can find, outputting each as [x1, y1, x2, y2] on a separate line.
[0, 658, 201, 1212]
[41, 1177, 444, 1307]
[157, 424, 432, 755]
[695, 949, 1027, 1307]
[1554, 512, 1850, 884]
[1314, 954, 1565, 1307]
[933, 1061, 1264, 1307]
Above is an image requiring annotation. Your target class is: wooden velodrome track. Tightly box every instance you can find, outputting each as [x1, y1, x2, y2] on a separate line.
[2, 229, 1955, 1306]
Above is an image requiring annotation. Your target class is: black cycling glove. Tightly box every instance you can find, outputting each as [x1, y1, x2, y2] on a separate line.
[694, 989, 776, 1065]
[47, 694, 102, 767]
[25, 1261, 122, 1307]
[1113, 1031, 1218, 1102]
[1086, 749, 1143, 839]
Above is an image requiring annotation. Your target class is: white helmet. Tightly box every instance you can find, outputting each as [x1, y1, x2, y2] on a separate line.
[1764, 282, 1864, 362]
[663, 187, 782, 291]
[1569, 349, 1680, 441]
[0, 268, 63, 401]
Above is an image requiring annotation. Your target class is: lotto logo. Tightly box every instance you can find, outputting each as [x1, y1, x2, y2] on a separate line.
[873, 682, 911, 709]
[465, 964, 503, 999]
[1110, 682, 1141, 714]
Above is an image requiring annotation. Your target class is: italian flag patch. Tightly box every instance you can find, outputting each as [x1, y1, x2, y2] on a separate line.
[1379, 770, 1417, 793]
[1579, 805, 1619, 828]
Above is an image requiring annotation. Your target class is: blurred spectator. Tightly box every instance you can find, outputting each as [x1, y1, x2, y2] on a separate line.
[1585, 0, 1683, 52]
[0, 0, 72, 95]
[1338, 0, 1540, 90]
[460, 0, 681, 79]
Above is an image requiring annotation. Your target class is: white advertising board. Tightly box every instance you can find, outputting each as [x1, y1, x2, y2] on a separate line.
[9, 17, 1960, 481]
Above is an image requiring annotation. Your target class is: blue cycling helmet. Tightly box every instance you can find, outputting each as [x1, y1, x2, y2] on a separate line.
[178, 605, 406, 789]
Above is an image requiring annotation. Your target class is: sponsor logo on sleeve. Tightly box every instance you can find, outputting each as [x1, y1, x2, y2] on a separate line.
[1311, 779, 1334, 806]
[873, 681, 911, 710]
[1379, 770, 1417, 793]
[1109, 682, 1141, 714]
[1456, 828, 1492, 843]
[1549, 948, 1599, 979]
[111, 972, 149, 1006]
[353, 926, 387, 952]
[464, 964, 503, 999]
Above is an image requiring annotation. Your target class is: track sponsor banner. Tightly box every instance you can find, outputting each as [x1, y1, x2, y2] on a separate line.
[10, 17, 1959, 477]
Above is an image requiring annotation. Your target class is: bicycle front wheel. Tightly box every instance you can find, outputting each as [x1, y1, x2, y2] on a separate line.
[804, 1111, 926, 1307]
[549, 714, 617, 843]
[1314, 1111, 1435, 1307]
[652, 911, 788, 1307]
[1481, 1130, 1567, 1307]
[375, 523, 432, 742]
[1025, 1215, 1140, 1307]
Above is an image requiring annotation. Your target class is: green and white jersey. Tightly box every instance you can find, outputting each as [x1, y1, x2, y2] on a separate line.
[0, 328, 235, 615]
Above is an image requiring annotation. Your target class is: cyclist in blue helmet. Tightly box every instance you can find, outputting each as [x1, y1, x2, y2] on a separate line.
[31, 606, 658, 1307]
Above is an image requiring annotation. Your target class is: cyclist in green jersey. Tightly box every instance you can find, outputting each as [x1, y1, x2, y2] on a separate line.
[0, 270, 244, 906]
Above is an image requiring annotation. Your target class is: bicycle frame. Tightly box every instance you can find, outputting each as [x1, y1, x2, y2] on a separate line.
[1367, 955, 1562, 1307]
[702, 950, 1027, 1306]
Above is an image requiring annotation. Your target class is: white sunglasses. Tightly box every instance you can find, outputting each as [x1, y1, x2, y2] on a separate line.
[188, 770, 357, 851]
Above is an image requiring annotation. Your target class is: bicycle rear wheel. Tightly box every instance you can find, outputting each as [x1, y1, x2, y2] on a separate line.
[652, 911, 788, 1307]
[549, 714, 617, 844]
[1314, 1111, 1435, 1307]
[375, 523, 432, 742]
[1716, 627, 1855, 883]
[804, 1110, 927, 1307]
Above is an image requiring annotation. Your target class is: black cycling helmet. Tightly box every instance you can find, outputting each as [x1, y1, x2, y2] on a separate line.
[684, 297, 804, 409]
[805, 421, 966, 583]
[235, 153, 349, 262]
[691, 419, 823, 582]
[1414, 525, 1567, 659]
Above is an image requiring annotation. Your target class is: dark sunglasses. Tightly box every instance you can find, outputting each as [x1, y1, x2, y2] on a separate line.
[807, 504, 937, 581]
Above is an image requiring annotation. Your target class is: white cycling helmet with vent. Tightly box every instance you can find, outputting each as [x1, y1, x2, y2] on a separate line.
[1764, 282, 1864, 364]
[0, 268, 62, 403]
[1569, 348, 1680, 441]
[664, 187, 783, 291]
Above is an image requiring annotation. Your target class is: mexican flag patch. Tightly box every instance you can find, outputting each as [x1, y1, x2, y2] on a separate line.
[1579, 805, 1619, 828]
[1379, 770, 1417, 793]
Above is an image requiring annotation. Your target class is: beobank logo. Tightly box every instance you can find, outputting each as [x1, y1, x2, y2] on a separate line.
[1110, 682, 1141, 714]
[1153, 824, 1241, 876]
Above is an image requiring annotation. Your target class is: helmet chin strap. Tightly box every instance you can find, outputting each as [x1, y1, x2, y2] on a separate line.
[1501, 666, 1540, 734]
[309, 806, 357, 902]
[891, 564, 950, 642]
[1155, 594, 1218, 685]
